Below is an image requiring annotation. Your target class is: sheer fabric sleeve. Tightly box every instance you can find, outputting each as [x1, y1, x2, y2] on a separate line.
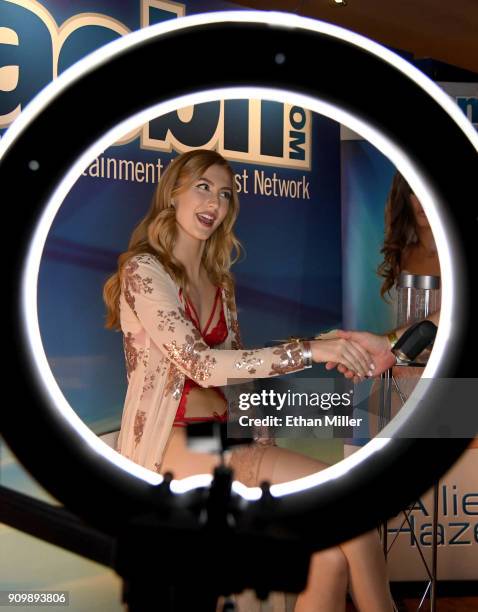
[122, 254, 308, 388]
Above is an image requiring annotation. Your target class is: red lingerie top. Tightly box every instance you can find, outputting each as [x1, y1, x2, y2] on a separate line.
[173, 286, 228, 427]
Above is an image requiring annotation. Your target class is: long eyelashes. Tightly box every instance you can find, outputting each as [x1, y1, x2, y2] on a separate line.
[196, 183, 232, 200]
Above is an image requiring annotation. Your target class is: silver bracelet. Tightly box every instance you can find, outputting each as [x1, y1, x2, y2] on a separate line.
[301, 340, 313, 369]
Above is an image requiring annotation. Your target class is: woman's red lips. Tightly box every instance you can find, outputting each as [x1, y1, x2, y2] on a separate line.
[196, 213, 216, 226]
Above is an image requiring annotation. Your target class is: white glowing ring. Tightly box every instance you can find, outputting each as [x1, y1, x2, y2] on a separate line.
[1, 11, 476, 546]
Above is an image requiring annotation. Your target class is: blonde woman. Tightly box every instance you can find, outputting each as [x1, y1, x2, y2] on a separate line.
[103, 149, 393, 612]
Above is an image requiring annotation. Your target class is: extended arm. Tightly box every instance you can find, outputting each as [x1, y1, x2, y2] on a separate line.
[122, 254, 308, 387]
[326, 309, 441, 378]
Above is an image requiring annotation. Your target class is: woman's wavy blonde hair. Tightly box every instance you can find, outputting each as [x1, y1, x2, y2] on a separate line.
[103, 149, 243, 330]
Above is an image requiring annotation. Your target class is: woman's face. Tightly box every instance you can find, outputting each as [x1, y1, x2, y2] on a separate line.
[174, 163, 232, 240]
[409, 192, 430, 229]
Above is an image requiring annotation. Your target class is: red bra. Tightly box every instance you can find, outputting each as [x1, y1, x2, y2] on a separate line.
[173, 286, 228, 427]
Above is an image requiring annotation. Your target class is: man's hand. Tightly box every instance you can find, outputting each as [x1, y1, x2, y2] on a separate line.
[324, 330, 396, 379]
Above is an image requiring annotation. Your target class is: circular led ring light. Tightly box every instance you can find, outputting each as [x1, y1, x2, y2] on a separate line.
[1, 12, 477, 548]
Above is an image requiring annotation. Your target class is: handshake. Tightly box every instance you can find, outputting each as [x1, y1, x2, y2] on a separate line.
[302, 311, 440, 382]
[305, 329, 395, 382]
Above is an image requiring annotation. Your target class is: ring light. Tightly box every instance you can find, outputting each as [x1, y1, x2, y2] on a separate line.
[1, 11, 476, 549]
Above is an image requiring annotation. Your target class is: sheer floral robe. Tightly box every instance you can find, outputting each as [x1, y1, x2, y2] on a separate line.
[115, 253, 309, 476]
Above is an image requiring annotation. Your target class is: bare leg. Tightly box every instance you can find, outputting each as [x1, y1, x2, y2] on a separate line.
[340, 531, 393, 612]
[254, 444, 394, 612]
[294, 547, 348, 612]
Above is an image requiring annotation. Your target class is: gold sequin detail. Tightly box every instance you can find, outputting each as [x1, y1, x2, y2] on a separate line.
[134, 410, 146, 446]
[164, 363, 184, 399]
[269, 341, 305, 375]
[234, 350, 264, 375]
[163, 331, 217, 383]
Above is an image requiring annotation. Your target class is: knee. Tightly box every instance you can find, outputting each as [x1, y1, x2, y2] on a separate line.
[308, 546, 349, 587]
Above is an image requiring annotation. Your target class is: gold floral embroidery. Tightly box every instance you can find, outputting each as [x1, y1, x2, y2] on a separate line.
[155, 307, 189, 333]
[134, 410, 147, 446]
[230, 316, 244, 350]
[222, 287, 243, 349]
[122, 258, 154, 314]
[164, 363, 184, 399]
[141, 371, 156, 397]
[123, 333, 137, 378]
[123, 333, 149, 379]
[163, 330, 217, 383]
[269, 340, 305, 375]
[234, 350, 264, 375]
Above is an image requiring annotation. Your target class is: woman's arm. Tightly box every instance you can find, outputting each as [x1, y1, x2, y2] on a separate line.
[122, 254, 374, 387]
[326, 309, 441, 378]
[123, 254, 309, 388]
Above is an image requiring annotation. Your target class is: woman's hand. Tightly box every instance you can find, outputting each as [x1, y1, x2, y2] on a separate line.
[324, 330, 395, 378]
[310, 337, 375, 378]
